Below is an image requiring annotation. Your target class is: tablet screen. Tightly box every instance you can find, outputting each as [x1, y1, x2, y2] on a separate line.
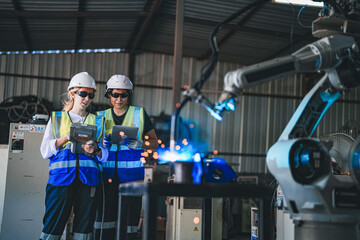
[111, 125, 139, 144]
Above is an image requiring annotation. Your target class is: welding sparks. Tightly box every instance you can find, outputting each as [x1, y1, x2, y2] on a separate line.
[157, 140, 206, 164]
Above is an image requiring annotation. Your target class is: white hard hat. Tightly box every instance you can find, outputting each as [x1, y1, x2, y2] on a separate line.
[68, 72, 97, 90]
[105, 74, 133, 97]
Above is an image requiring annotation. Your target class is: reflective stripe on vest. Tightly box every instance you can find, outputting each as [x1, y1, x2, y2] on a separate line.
[94, 221, 116, 230]
[110, 144, 137, 151]
[101, 160, 143, 169]
[49, 111, 104, 186]
[49, 159, 103, 172]
[73, 232, 93, 240]
[40, 232, 61, 240]
[127, 226, 138, 233]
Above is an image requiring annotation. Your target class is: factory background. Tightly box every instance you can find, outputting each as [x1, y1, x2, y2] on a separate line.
[1, 51, 360, 173]
[1, 0, 360, 240]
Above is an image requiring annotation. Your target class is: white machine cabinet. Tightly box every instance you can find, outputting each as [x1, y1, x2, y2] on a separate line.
[0, 123, 48, 240]
[166, 196, 222, 240]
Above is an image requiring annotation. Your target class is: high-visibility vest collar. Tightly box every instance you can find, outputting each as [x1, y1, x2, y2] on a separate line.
[52, 111, 104, 148]
[98, 106, 144, 140]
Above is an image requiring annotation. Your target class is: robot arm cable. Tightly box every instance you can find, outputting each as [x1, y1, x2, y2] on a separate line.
[194, 0, 271, 91]
[171, 0, 271, 150]
[215, 34, 359, 118]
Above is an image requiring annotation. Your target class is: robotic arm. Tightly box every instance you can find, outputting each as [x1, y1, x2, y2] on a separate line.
[178, 1, 360, 238]
[214, 34, 360, 239]
[216, 34, 360, 113]
[214, 34, 360, 184]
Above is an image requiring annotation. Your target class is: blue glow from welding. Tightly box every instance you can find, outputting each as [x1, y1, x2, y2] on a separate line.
[194, 153, 201, 162]
[226, 98, 236, 111]
[157, 140, 207, 164]
[210, 109, 223, 121]
[203, 104, 222, 121]
[157, 147, 193, 164]
[213, 97, 236, 120]
[192, 160, 203, 184]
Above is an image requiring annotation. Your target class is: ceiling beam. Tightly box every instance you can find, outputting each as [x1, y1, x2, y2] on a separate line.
[127, 0, 155, 83]
[199, 5, 261, 60]
[11, 0, 32, 51]
[0, 10, 147, 19]
[74, 0, 86, 51]
[159, 13, 308, 41]
[172, 0, 184, 111]
[130, 0, 165, 55]
[126, 0, 155, 50]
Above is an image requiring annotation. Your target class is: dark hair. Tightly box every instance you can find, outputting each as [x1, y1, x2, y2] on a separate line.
[126, 90, 132, 105]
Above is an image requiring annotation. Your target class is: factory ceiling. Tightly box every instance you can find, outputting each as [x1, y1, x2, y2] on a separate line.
[0, 0, 321, 65]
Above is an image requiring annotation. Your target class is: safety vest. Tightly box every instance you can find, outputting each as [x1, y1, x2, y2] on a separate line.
[97, 106, 145, 183]
[49, 111, 105, 186]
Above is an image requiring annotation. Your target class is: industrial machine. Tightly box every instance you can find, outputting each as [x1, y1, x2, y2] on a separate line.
[164, 157, 236, 240]
[210, 5, 360, 240]
[165, 196, 202, 240]
[275, 121, 360, 240]
[215, 36, 360, 237]
[171, 1, 360, 239]
[165, 186, 223, 240]
[251, 207, 259, 240]
[0, 123, 48, 240]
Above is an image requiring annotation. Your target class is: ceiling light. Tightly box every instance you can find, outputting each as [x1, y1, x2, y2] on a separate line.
[273, 0, 324, 7]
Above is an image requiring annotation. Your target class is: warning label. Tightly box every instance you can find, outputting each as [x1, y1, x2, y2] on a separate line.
[12, 132, 24, 140]
[194, 226, 198, 231]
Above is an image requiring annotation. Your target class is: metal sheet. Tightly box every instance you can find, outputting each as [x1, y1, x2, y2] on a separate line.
[1, 52, 360, 174]
[0, 52, 129, 109]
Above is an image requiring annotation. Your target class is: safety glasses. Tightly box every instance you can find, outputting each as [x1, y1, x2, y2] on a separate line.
[75, 91, 95, 99]
[109, 92, 129, 99]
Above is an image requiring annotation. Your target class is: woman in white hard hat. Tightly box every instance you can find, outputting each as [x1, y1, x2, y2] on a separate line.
[39, 72, 107, 240]
[94, 74, 158, 240]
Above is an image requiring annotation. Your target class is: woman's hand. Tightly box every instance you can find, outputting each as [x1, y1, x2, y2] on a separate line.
[82, 140, 102, 156]
[82, 140, 96, 154]
[55, 132, 70, 149]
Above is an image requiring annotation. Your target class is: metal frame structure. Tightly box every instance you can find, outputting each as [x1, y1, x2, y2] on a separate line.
[117, 182, 273, 240]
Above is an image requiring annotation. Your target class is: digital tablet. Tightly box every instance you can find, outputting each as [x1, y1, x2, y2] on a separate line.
[69, 123, 97, 155]
[111, 125, 139, 144]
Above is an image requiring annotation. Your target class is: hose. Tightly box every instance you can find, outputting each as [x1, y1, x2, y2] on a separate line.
[0, 99, 49, 122]
[92, 155, 106, 240]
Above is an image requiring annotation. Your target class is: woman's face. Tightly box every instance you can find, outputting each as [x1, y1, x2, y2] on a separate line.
[71, 87, 94, 110]
[108, 89, 129, 110]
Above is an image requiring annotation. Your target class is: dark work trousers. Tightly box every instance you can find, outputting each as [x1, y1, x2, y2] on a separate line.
[40, 178, 101, 240]
[94, 175, 142, 240]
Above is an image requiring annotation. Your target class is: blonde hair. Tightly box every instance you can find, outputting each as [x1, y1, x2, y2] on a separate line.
[62, 88, 79, 112]
[62, 87, 96, 111]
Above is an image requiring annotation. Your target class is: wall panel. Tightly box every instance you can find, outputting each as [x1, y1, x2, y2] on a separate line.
[0, 52, 129, 109]
[1, 52, 360, 173]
